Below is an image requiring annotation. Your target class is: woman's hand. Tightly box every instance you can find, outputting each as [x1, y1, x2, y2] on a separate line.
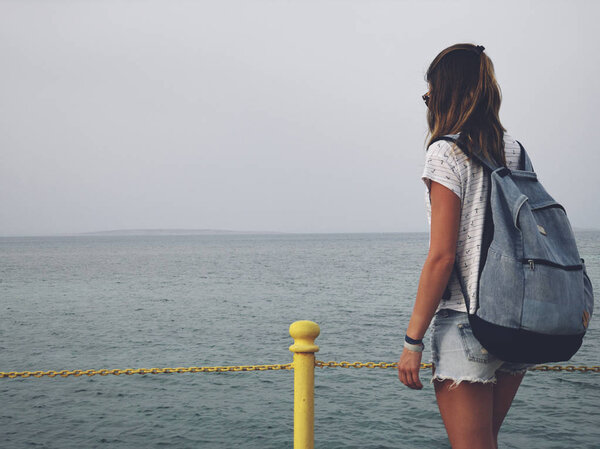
[397, 347, 423, 390]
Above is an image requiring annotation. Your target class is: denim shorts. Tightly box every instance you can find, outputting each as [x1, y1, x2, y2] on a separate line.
[430, 309, 535, 387]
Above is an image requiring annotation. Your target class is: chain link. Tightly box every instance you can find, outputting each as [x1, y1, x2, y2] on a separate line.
[1, 362, 598, 379]
[315, 361, 600, 373]
[528, 365, 600, 373]
[0, 364, 293, 379]
[316, 361, 433, 369]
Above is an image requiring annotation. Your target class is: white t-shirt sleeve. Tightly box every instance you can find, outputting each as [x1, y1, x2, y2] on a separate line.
[421, 141, 462, 200]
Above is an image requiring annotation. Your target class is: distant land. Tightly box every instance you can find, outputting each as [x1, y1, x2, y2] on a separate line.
[81, 229, 287, 236]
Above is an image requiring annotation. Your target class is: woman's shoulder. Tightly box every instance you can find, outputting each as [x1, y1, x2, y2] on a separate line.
[503, 132, 519, 146]
[426, 134, 460, 149]
[425, 135, 462, 159]
[426, 132, 521, 156]
[425, 135, 468, 168]
[503, 133, 522, 167]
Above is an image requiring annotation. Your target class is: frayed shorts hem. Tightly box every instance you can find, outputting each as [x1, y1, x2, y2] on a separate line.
[430, 372, 497, 389]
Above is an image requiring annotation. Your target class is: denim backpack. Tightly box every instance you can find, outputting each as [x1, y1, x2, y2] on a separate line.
[433, 135, 594, 363]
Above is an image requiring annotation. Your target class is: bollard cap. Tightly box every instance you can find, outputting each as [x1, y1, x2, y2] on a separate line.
[289, 320, 320, 353]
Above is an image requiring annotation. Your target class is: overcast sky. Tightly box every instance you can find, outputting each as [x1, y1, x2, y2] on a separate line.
[1, 0, 598, 236]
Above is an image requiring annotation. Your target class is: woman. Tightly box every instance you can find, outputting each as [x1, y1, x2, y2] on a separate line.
[397, 43, 534, 449]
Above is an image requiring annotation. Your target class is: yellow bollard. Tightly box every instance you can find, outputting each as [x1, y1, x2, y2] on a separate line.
[289, 320, 320, 449]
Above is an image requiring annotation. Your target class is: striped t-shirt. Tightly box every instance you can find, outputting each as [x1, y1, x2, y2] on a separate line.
[421, 133, 523, 313]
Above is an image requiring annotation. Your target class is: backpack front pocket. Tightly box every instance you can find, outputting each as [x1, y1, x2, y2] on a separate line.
[521, 260, 586, 334]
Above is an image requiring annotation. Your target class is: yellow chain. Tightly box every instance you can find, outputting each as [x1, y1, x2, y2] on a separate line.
[0, 364, 293, 379]
[1, 362, 598, 379]
[315, 361, 600, 373]
[316, 361, 433, 369]
[528, 364, 600, 372]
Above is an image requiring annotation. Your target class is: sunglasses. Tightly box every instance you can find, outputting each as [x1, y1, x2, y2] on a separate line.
[422, 92, 430, 106]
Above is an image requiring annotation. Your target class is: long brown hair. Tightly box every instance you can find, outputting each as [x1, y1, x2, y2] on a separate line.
[426, 43, 506, 165]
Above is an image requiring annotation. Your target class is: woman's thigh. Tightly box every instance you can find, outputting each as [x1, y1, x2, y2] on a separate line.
[492, 370, 526, 436]
[430, 309, 503, 448]
[430, 309, 530, 447]
[434, 379, 495, 449]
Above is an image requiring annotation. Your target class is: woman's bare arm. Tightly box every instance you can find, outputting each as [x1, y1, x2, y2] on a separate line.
[398, 180, 461, 389]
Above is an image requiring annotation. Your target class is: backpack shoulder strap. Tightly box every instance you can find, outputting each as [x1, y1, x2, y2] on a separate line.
[429, 135, 500, 172]
[516, 140, 535, 172]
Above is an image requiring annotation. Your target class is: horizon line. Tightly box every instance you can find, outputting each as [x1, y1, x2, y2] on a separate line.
[1, 226, 598, 238]
[0, 228, 430, 238]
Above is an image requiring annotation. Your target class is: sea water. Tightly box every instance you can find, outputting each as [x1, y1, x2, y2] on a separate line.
[1, 232, 599, 448]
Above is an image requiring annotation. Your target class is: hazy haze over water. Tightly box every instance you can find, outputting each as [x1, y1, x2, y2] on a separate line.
[1, 0, 599, 236]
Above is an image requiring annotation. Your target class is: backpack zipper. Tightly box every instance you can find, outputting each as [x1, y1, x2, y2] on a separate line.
[521, 258, 583, 271]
